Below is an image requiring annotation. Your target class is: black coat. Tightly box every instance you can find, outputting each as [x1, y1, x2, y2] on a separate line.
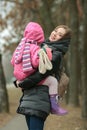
[17, 85, 51, 120]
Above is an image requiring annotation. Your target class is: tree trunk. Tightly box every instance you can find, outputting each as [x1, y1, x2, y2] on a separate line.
[36, 0, 55, 37]
[80, 0, 87, 119]
[67, 0, 80, 106]
[0, 53, 9, 112]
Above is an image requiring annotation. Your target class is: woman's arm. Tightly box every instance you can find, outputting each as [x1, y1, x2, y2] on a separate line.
[17, 51, 62, 89]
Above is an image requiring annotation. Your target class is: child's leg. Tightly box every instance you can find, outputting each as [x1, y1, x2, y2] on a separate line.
[42, 76, 58, 95]
[42, 76, 68, 116]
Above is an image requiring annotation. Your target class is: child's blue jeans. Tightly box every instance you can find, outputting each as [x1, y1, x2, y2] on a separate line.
[25, 115, 45, 130]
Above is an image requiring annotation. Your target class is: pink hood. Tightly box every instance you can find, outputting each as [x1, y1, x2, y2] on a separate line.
[23, 22, 45, 45]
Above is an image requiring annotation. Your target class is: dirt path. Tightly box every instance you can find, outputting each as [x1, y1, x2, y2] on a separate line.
[0, 115, 27, 130]
[0, 87, 86, 130]
[0, 108, 86, 130]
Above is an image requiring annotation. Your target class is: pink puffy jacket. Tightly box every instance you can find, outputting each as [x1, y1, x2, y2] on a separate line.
[11, 44, 40, 80]
[11, 22, 45, 80]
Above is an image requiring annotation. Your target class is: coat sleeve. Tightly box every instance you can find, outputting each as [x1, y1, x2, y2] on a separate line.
[18, 51, 62, 89]
[11, 51, 16, 66]
[30, 44, 40, 68]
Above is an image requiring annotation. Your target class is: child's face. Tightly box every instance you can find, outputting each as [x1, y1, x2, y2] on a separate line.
[49, 27, 66, 42]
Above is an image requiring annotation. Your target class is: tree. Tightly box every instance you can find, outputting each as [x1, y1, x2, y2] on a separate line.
[1, 0, 87, 119]
[79, 0, 87, 119]
[67, 0, 80, 106]
[0, 53, 9, 112]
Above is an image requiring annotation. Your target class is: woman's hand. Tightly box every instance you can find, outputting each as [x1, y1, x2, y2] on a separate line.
[16, 80, 21, 87]
[13, 80, 21, 88]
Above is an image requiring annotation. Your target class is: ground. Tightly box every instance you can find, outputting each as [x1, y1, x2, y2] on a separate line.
[0, 86, 87, 130]
[0, 85, 21, 128]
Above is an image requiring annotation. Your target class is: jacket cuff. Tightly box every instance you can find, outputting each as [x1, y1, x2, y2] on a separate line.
[13, 80, 18, 88]
[18, 78, 35, 89]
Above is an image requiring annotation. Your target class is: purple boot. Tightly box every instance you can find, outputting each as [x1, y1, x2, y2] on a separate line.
[50, 95, 68, 116]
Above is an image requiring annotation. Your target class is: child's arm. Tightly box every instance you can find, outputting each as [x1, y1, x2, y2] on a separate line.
[30, 44, 40, 68]
[11, 51, 16, 66]
[42, 45, 52, 61]
[30, 44, 52, 69]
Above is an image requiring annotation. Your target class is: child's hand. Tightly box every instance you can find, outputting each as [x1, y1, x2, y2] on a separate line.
[45, 47, 52, 60]
[42, 45, 52, 60]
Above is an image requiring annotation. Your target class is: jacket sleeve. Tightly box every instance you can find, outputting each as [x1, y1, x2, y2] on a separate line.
[30, 44, 40, 68]
[11, 51, 16, 66]
[18, 51, 62, 89]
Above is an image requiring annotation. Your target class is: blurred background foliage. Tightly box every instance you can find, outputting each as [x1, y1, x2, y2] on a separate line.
[0, 0, 87, 120]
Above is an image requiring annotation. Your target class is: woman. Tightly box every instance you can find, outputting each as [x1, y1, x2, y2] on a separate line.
[14, 24, 72, 130]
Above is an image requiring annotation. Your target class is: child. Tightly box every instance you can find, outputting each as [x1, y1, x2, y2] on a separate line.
[11, 22, 71, 116]
[11, 22, 45, 81]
